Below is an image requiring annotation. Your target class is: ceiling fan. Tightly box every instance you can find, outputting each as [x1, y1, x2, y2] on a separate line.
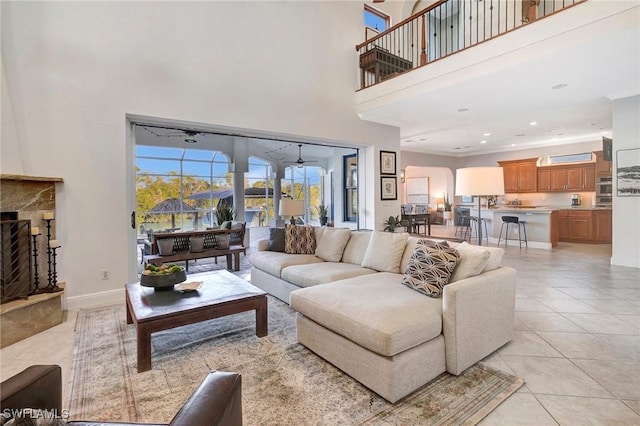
[285, 144, 318, 168]
[140, 126, 205, 143]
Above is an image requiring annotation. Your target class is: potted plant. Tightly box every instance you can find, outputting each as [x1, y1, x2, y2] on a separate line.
[383, 215, 408, 233]
[214, 201, 235, 227]
[443, 192, 452, 220]
[316, 204, 329, 226]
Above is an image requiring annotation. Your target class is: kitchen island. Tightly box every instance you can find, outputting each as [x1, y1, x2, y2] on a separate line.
[459, 206, 612, 249]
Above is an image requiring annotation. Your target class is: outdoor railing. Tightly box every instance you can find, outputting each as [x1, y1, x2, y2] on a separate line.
[356, 0, 585, 90]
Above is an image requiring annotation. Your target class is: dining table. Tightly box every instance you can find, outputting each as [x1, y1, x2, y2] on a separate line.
[401, 212, 431, 236]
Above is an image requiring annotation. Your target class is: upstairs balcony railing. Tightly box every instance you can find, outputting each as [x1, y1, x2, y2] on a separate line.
[357, 0, 585, 90]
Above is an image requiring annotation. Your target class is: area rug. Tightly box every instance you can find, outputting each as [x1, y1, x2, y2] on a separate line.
[67, 296, 523, 425]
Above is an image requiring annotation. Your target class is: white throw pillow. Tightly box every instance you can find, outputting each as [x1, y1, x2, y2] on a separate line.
[314, 228, 352, 262]
[482, 246, 505, 272]
[449, 242, 491, 282]
[341, 230, 373, 265]
[361, 231, 409, 273]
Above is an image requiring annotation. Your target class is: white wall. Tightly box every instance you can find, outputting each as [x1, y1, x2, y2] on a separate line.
[611, 95, 640, 268]
[1, 1, 400, 306]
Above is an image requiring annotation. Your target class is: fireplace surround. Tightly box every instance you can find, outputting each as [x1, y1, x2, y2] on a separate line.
[0, 174, 64, 347]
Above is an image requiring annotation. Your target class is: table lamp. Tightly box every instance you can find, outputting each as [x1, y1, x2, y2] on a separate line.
[455, 167, 505, 245]
[279, 198, 304, 225]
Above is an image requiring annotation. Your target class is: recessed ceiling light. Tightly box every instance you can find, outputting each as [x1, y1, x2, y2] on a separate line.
[511, 144, 516, 147]
[483, 132, 491, 136]
[515, 133, 525, 137]
[552, 83, 568, 90]
[529, 121, 537, 126]
[601, 131, 608, 134]
[557, 133, 564, 136]
[405, 139, 415, 143]
[590, 123, 597, 126]
[419, 138, 427, 141]
[457, 108, 469, 112]
[480, 140, 487, 144]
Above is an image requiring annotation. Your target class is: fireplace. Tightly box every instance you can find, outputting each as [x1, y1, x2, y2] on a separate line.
[0, 211, 33, 303]
[0, 174, 65, 347]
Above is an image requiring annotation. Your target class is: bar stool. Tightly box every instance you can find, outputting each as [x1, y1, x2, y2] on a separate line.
[455, 211, 471, 239]
[468, 217, 489, 245]
[498, 216, 528, 248]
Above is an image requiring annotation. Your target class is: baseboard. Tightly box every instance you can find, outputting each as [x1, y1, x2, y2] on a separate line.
[65, 288, 124, 310]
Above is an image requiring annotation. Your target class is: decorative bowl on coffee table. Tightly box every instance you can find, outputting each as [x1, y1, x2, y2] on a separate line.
[140, 267, 187, 291]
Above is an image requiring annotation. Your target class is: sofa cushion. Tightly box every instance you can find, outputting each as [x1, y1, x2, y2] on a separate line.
[402, 240, 460, 298]
[290, 273, 443, 357]
[285, 224, 317, 254]
[450, 242, 491, 283]
[282, 262, 376, 288]
[361, 231, 409, 273]
[249, 251, 323, 277]
[341, 230, 372, 265]
[267, 228, 286, 252]
[314, 228, 352, 262]
[482, 246, 505, 273]
[314, 226, 326, 241]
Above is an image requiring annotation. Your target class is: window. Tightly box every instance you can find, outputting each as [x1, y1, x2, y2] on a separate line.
[136, 146, 230, 232]
[364, 5, 389, 32]
[284, 165, 324, 224]
[343, 154, 358, 222]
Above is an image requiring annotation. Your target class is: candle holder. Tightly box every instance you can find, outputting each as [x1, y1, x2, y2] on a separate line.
[46, 245, 62, 293]
[44, 218, 54, 288]
[31, 232, 41, 294]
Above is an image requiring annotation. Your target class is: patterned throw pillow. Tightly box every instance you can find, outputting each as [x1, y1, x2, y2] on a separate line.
[284, 225, 317, 254]
[402, 240, 460, 298]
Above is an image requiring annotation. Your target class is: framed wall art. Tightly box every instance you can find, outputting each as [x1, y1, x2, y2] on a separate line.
[380, 151, 396, 175]
[381, 176, 397, 200]
[617, 148, 640, 196]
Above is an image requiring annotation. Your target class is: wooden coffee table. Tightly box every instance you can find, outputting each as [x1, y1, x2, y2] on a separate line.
[125, 270, 267, 373]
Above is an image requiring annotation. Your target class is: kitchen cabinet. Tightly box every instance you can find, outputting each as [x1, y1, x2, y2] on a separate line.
[582, 166, 596, 191]
[537, 164, 596, 192]
[558, 209, 611, 243]
[594, 151, 612, 176]
[593, 210, 612, 243]
[558, 210, 569, 239]
[567, 210, 592, 240]
[498, 158, 538, 193]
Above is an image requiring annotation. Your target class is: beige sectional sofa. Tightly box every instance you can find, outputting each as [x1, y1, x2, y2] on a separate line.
[250, 227, 516, 403]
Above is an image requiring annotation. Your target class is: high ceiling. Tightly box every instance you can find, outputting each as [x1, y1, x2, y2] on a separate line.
[357, 2, 640, 157]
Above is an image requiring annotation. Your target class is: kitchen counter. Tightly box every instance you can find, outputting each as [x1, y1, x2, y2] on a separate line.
[456, 205, 611, 248]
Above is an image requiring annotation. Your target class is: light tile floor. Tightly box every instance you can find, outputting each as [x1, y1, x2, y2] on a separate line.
[1, 225, 638, 425]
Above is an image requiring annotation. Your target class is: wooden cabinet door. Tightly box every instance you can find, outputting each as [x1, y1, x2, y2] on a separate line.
[550, 168, 567, 191]
[593, 210, 612, 243]
[518, 161, 538, 192]
[537, 168, 550, 192]
[582, 165, 596, 191]
[501, 163, 519, 193]
[568, 211, 592, 240]
[559, 210, 569, 239]
[595, 151, 612, 176]
[566, 167, 583, 191]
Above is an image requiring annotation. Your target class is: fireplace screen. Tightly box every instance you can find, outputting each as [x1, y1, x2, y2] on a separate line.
[1, 220, 33, 303]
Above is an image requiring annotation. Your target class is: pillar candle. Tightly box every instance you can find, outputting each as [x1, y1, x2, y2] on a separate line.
[49, 239, 60, 248]
[43, 212, 54, 220]
[31, 226, 40, 235]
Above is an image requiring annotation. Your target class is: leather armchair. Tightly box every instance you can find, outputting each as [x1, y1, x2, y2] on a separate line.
[0, 365, 242, 426]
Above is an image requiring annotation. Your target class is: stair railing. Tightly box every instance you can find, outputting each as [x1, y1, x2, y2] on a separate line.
[356, 0, 585, 90]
